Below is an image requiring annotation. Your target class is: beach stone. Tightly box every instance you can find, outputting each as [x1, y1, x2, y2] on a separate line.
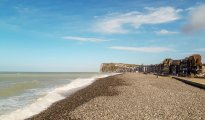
[28, 73, 205, 120]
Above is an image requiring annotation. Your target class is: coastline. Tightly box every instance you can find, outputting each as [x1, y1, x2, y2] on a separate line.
[28, 73, 205, 120]
[28, 73, 124, 120]
[0, 73, 117, 120]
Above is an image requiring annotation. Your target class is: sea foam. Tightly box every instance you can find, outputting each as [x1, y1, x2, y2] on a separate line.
[0, 73, 117, 120]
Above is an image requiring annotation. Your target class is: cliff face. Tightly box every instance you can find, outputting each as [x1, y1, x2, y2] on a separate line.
[100, 63, 138, 73]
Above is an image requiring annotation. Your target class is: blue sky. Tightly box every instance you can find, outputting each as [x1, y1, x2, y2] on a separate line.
[0, 0, 205, 72]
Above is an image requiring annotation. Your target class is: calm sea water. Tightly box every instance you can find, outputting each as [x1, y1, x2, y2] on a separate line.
[0, 72, 114, 120]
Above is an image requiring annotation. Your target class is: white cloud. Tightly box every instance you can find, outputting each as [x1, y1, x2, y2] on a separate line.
[14, 6, 38, 14]
[185, 7, 194, 11]
[184, 4, 205, 32]
[110, 46, 173, 53]
[155, 29, 179, 35]
[62, 36, 108, 42]
[194, 48, 205, 51]
[95, 7, 180, 34]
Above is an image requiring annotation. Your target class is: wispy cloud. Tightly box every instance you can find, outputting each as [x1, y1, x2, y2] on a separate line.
[155, 29, 179, 35]
[62, 36, 108, 42]
[194, 48, 205, 51]
[183, 4, 205, 32]
[110, 46, 174, 53]
[95, 7, 181, 34]
[15, 7, 31, 14]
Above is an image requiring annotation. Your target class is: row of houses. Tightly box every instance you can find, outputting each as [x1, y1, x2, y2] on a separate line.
[100, 54, 204, 77]
[136, 54, 203, 77]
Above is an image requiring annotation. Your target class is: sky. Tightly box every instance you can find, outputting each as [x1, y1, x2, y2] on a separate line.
[0, 0, 205, 72]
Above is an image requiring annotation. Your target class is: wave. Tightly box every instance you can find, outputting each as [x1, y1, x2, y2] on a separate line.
[0, 80, 40, 98]
[0, 73, 118, 120]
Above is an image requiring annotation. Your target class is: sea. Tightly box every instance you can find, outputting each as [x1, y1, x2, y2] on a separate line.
[0, 72, 115, 120]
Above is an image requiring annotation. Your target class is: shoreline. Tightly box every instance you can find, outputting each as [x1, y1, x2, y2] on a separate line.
[27, 73, 124, 120]
[0, 73, 118, 120]
[28, 73, 205, 120]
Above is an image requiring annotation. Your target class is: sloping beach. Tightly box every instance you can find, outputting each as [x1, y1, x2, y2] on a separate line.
[28, 73, 205, 120]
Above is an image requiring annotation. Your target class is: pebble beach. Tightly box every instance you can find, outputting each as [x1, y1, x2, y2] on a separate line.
[28, 73, 205, 120]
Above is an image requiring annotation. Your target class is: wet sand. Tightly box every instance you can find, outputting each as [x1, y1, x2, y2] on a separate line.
[28, 73, 205, 120]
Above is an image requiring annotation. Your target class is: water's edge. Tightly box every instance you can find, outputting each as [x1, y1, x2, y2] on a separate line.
[0, 73, 119, 120]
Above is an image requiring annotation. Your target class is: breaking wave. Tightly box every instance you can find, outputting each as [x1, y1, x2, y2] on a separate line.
[0, 73, 118, 120]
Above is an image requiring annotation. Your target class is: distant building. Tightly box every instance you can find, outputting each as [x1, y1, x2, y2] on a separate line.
[202, 64, 205, 73]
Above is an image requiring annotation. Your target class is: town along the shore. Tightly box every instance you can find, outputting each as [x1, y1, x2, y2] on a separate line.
[100, 54, 205, 78]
